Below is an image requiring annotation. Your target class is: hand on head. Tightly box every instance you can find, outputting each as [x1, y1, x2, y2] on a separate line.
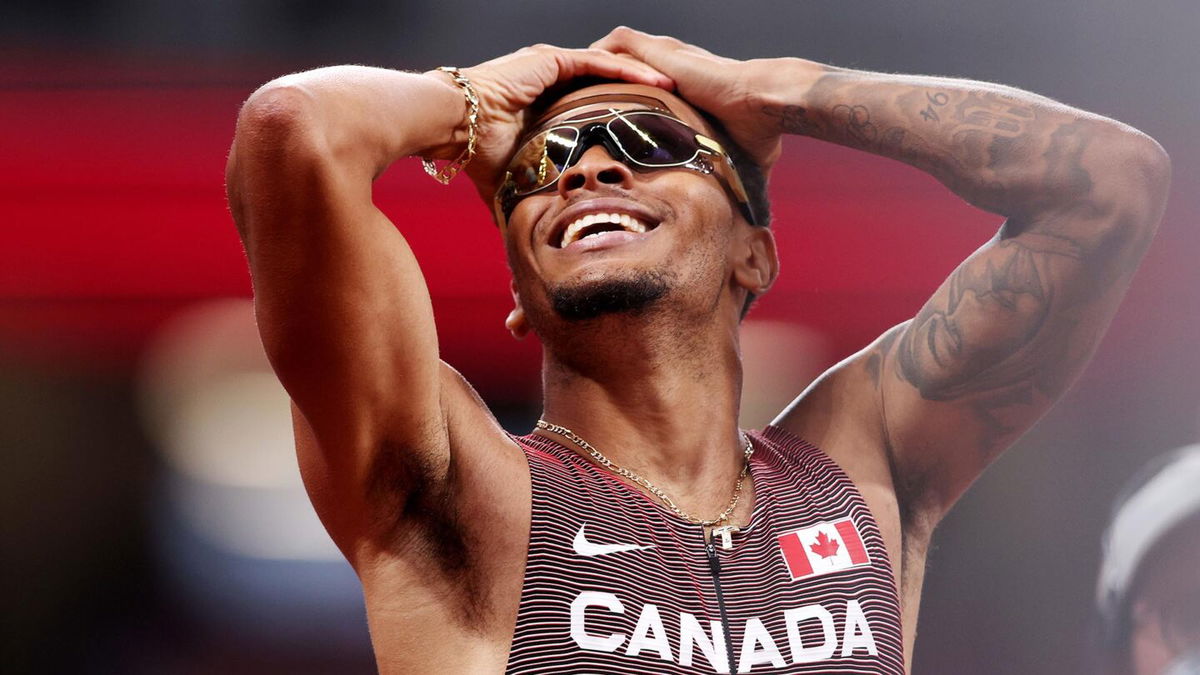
[456, 44, 673, 201]
[457, 28, 797, 203]
[589, 26, 790, 176]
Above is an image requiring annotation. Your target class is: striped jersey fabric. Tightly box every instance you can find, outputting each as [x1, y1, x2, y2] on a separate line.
[504, 425, 905, 674]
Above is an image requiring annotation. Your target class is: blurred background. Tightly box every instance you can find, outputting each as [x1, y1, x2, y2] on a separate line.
[2, 1, 1197, 673]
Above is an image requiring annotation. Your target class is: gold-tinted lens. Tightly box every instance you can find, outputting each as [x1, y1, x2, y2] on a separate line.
[507, 127, 579, 194]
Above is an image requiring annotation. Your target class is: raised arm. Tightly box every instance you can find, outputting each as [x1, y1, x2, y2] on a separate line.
[225, 50, 671, 560]
[782, 65, 1168, 521]
[592, 28, 1170, 523]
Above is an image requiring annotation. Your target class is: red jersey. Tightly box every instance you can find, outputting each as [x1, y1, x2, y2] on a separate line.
[505, 426, 905, 674]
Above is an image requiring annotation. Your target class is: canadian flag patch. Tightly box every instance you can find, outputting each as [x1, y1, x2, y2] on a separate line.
[777, 518, 871, 580]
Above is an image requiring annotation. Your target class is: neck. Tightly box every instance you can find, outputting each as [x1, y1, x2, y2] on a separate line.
[538, 310, 747, 499]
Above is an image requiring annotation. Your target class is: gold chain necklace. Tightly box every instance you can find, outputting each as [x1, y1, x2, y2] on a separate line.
[535, 419, 754, 527]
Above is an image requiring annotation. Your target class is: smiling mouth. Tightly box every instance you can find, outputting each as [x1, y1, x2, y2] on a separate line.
[558, 213, 653, 248]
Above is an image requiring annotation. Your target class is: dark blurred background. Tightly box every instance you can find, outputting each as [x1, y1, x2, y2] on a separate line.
[2, 1, 1197, 673]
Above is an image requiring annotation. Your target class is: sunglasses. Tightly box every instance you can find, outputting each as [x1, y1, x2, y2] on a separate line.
[493, 96, 757, 228]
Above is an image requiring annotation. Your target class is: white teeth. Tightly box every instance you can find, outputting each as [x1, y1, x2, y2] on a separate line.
[622, 214, 646, 234]
[560, 212, 649, 246]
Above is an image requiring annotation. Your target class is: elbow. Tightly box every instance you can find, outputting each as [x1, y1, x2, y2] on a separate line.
[1041, 125, 1174, 235]
[231, 80, 328, 164]
[239, 80, 314, 132]
[1085, 129, 1171, 264]
[1101, 126, 1172, 206]
[226, 81, 329, 244]
[235, 82, 315, 143]
[1131, 134, 1171, 204]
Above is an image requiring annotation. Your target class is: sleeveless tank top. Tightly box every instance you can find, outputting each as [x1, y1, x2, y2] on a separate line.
[504, 426, 905, 674]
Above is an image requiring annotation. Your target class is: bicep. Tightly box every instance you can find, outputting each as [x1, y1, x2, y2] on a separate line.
[254, 199, 446, 452]
[878, 206, 1158, 518]
[230, 126, 451, 524]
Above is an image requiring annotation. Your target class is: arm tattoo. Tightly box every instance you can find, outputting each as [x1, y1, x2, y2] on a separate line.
[948, 90, 1033, 137]
[763, 73, 1102, 217]
[830, 104, 879, 146]
[769, 70, 1162, 464]
[891, 231, 1096, 454]
[866, 326, 902, 388]
[919, 91, 949, 122]
[760, 104, 815, 135]
[896, 233, 1084, 395]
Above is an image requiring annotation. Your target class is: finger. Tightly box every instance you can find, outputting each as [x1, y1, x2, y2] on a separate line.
[589, 27, 714, 82]
[590, 26, 710, 57]
[552, 47, 675, 89]
[590, 26, 670, 52]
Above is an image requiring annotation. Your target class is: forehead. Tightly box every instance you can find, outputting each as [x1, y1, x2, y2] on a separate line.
[531, 83, 714, 135]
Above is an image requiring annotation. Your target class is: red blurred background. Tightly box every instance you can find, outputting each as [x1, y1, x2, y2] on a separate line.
[2, 2, 1197, 673]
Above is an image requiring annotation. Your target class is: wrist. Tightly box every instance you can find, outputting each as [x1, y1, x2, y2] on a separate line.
[420, 68, 477, 161]
[750, 58, 838, 135]
[419, 67, 480, 184]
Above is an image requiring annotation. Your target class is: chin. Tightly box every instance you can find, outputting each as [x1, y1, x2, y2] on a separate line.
[548, 270, 671, 322]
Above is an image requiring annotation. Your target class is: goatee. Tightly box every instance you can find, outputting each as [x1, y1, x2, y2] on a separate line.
[549, 272, 669, 321]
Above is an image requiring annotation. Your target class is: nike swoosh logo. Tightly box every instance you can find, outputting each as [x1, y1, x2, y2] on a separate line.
[572, 523, 656, 557]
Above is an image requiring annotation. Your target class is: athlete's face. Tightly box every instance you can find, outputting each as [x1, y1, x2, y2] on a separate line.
[499, 83, 773, 337]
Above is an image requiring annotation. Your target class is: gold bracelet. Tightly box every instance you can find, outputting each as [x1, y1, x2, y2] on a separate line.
[423, 66, 480, 184]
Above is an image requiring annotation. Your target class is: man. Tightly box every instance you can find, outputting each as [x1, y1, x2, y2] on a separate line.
[225, 27, 1169, 673]
[1095, 445, 1200, 674]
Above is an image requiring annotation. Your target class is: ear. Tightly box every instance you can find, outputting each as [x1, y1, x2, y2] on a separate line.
[733, 226, 779, 296]
[505, 278, 530, 340]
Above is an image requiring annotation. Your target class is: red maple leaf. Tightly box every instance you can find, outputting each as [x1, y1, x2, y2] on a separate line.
[809, 530, 840, 559]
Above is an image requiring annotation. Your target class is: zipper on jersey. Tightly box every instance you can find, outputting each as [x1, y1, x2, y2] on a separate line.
[705, 539, 738, 674]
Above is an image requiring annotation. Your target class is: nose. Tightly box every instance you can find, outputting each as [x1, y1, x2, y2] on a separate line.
[556, 144, 635, 197]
